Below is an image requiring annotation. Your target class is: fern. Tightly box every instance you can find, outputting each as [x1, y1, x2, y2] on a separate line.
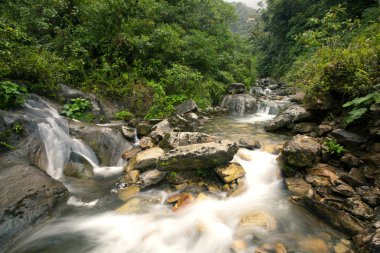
[343, 92, 379, 124]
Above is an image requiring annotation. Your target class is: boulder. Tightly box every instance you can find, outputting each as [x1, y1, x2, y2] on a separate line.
[121, 147, 142, 161]
[238, 138, 261, 150]
[139, 169, 167, 188]
[151, 119, 172, 135]
[174, 99, 198, 115]
[215, 163, 246, 183]
[316, 124, 333, 137]
[121, 126, 136, 140]
[123, 170, 140, 184]
[136, 121, 152, 138]
[184, 112, 199, 121]
[158, 140, 239, 171]
[285, 178, 314, 197]
[265, 105, 313, 131]
[220, 94, 257, 115]
[292, 122, 318, 134]
[134, 147, 164, 171]
[329, 129, 368, 148]
[159, 132, 218, 150]
[0, 164, 68, 244]
[239, 211, 277, 232]
[227, 83, 246, 94]
[281, 135, 321, 168]
[139, 137, 155, 149]
[291, 196, 365, 236]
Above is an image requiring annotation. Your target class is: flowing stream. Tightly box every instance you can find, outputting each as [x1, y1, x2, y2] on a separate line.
[8, 98, 352, 253]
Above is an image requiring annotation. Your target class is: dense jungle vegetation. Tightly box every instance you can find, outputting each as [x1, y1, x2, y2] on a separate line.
[0, 0, 379, 118]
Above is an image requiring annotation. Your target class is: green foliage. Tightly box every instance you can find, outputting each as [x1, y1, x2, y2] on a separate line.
[11, 123, 23, 135]
[323, 138, 346, 156]
[115, 110, 134, 122]
[0, 141, 15, 150]
[0, 81, 28, 110]
[61, 98, 93, 121]
[285, 6, 380, 104]
[169, 171, 177, 177]
[196, 168, 208, 177]
[0, 0, 255, 115]
[343, 92, 380, 124]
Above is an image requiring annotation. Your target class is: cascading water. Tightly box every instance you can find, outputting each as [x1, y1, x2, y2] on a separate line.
[22, 96, 128, 178]
[10, 109, 351, 253]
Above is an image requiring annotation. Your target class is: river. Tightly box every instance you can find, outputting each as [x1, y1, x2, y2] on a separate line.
[7, 98, 352, 253]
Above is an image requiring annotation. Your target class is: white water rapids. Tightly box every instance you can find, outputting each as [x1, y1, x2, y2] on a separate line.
[23, 96, 124, 179]
[10, 96, 349, 253]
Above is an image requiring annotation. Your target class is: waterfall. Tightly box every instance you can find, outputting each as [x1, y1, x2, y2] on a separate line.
[23, 96, 124, 179]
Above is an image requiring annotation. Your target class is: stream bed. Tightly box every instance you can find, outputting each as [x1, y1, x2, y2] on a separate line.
[7, 102, 353, 253]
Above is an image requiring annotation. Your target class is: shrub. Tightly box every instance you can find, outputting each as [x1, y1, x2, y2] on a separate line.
[342, 91, 380, 125]
[0, 81, 28, 109]
[115, 110, 134, 121]
[323, 138, 346, 156]
[61, 98, 93, 121]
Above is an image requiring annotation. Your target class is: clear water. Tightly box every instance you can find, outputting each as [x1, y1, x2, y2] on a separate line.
[6, 103, 352, 253]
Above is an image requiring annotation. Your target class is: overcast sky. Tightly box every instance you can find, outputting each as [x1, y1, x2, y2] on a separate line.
[225, 0, 262, 9]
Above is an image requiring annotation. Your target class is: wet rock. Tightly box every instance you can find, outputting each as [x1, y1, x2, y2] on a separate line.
[166, 171, 199, 184]
[117, 185, 140, 201]
[297, 238, 329, 253]
[292, 122, 318, 134]
[135, 147, 164, 171]
[69, 120, 132, 166]
[343, 197, 374, 220]
[291, 196, 365, 236]
[340, 168, 366, 187]
[121, 125, 136, 140]
[361, 153, 380, 170]
[368, 230, 380, 253]
[231, 239, 247, 252]
[121, 147, 142, 161]
[220, 94, 257, 115]
[265, 105, 312, 131]
[159, 132, 218, 150]
[305, 174, 332, 187]
[64, 161, 93, 178]
[239, 211, 277, 232]
[124, 170, 140, 184]
[357, 187, 380, 207]
[123, 157, 136, 173]
[167, 192, 194, 211]
[185, 112, 199, 121]
[0, 164, 68, 244]
[116, 198, 141, 213]
[340, 153, 362, 169]
[151, 119, 172, 135]
[285, 178, 314, 197]
[274, 243, 287, 253]
[238, 138, 261, 150]
[281, 135, 321, 168]
[332, 184, 355, 197]
[307, 164, 340, 184]
[139, 137, 155, 149]
[158, 140, 239, 171]
[316, 124, 334, 137]
[136, 121, 152, 138]
[334, 242, 351, 253]
[227, 83, 247, 94]
[139, 169, 167, 188]
[329, 129, 368, 148]
[215, 163, 246, 183]
[175, 99, 198, 115]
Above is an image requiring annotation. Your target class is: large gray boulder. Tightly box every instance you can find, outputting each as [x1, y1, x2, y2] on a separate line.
[174, 100, 198, 115]
[159, 132, 218, 150]
[220, 94, 257, 115]
[265, 105, 312, 131]
[281, 135, 321, 168]
[0, 164, 68, 245]
[158, 140, 239, 171]
[134, 147, 164, 171]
